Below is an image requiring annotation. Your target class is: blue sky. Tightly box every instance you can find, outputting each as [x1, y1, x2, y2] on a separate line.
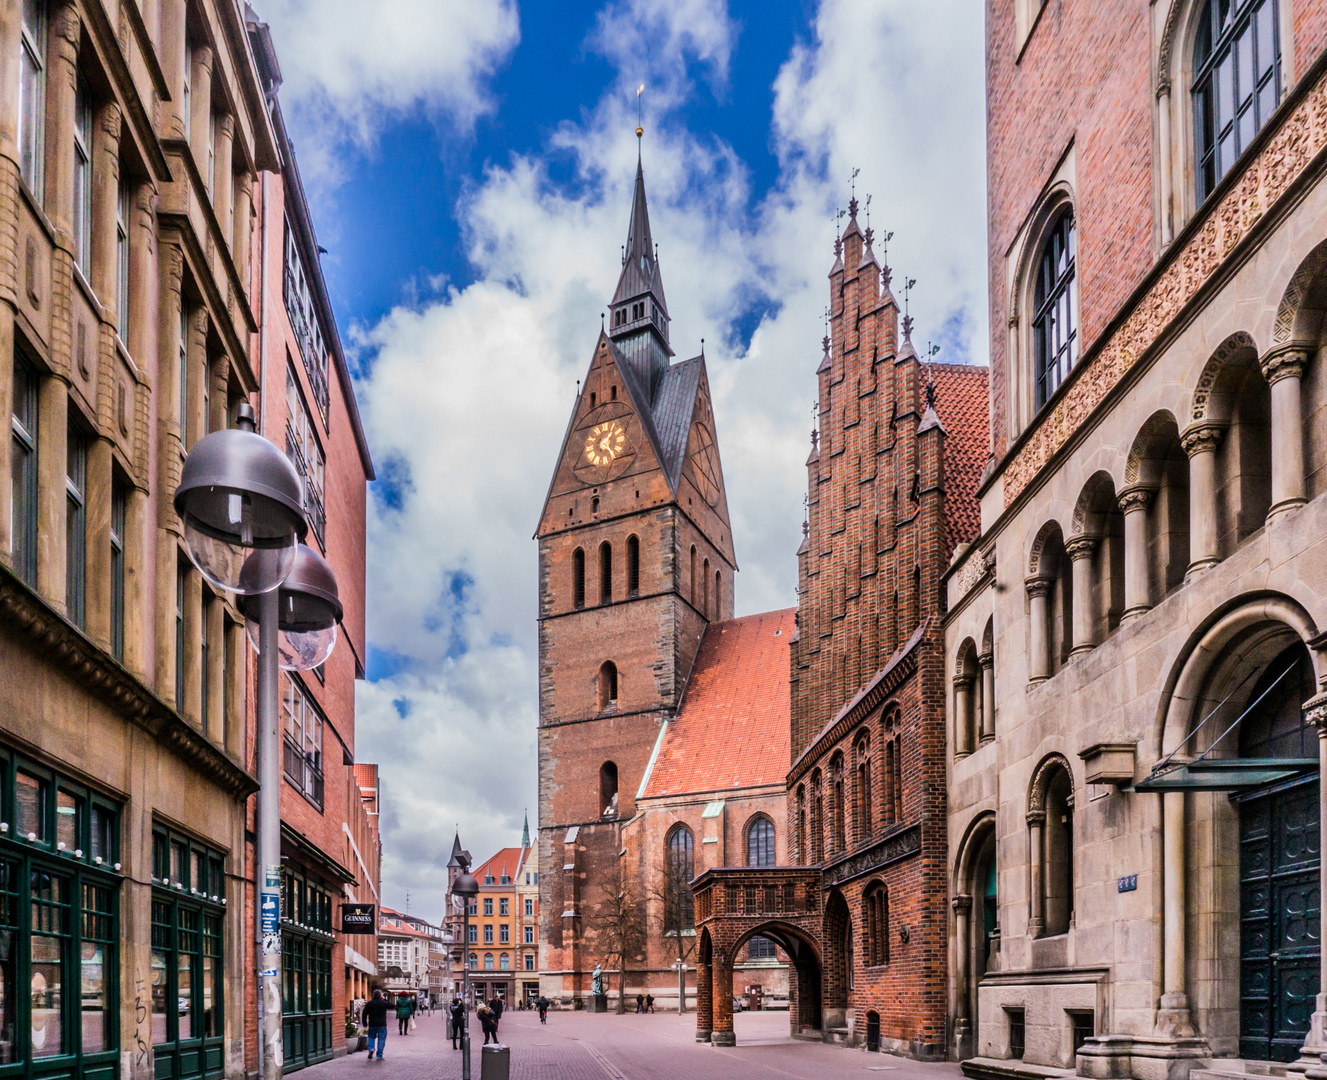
[258, 0, 986, 921]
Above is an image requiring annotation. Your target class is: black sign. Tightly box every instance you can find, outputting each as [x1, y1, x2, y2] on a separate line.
[341, 903, 376, 933]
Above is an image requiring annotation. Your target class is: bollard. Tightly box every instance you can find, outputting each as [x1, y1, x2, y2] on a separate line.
[479, 1044, 510, 1080]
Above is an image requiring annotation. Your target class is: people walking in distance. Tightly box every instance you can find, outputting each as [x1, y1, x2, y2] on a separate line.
[362, 990, 389, 1060]
[646, 993, 654, 1013]
[635, 993, 645, 1014]
[477, 1002, 500, 1045]
[537, 995, 549, 1024]
[450, 995, 465, 1049]
[396, 994, 413, 1036]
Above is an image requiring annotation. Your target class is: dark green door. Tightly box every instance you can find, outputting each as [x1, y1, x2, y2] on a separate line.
[1240, 778, 1321, 1061]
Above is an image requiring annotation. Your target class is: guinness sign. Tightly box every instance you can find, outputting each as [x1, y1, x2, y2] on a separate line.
[340, 903, 376, 933]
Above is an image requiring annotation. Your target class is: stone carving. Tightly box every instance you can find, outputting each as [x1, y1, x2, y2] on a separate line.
[1259, 347, 1306, 384]
[1064, 534, 1099, 559]
[1180, 423, 1224, 457]
[1027, 520, 1063, 577]
[1027, 752, 1074, 813]
[1191, 332, 1256, 421]
[1025, 577, 1053, 600]
[822, 825, 920, 887]
[953, 550, 989, 602]
[1006, 68, 1327, 506]
[1272, 239, 1327, 345]
[1117, 486, 1155, 514]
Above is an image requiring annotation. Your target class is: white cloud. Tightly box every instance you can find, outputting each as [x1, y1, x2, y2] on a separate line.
[341, 0, 986, 919]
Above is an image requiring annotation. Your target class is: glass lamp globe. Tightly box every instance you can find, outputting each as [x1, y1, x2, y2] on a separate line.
[241, 545, 343, 672]
[174, 405, 307, 596]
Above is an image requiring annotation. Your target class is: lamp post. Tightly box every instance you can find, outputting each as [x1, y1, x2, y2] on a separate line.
[175, 403, 342, 1080]
[453, 859, 480, 1080]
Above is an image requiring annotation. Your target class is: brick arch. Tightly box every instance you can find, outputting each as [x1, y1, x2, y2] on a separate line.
[1190, 331, 1258, 423]
[1273, 237, 1327, 349]
[822, 888, 851, 1013]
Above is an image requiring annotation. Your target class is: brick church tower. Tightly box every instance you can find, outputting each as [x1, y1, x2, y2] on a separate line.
[535, 151, 736, 1004]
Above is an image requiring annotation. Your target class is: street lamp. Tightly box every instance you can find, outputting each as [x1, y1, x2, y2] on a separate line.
[453, 860, 480, 1080]
[175, 402, 339, 1080]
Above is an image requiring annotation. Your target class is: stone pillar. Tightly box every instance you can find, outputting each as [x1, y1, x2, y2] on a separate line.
[0, 0, 21, 163]
[212, 114, 234, 246]
[189, 46, 213, 182]
[232, 173, 253, 294]
[154, 244, 185, 701]
[979, 652, 995, 743]
[84, 436, 112, 649]
[1158, 86, 1173, 245]
[1181, 423, 1224, 575]
[953, 894, 973, 1032]
[43, 4, 80, 242]
[225, 619, 245, 758]
[205, 590, 224, 745]
[711, 952, 734, 1046]
[36, 374, 68, 610]
[695, 949, 713, 1043]
[159, 0, 188, 140]
[127, 184, 156, 363]
[1027, 578, 1052, 684]
[1119, 486, 1155, 620]
[1027, 810, 1045, 937]
[954, 675, 974, 759]
[186, 308, 208, 450]
[1066, 535, 1098, 655]
[209, 356, 228, 434]
[1155, 790, 1195, 1036]
[181, 566, 202, 724]
[123, 486, 149, 680]
[90, 102, 122, 304]
[1262, 348, 1307, 517]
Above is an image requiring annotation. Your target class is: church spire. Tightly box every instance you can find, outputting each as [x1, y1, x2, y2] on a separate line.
[521, 811, 530, 850]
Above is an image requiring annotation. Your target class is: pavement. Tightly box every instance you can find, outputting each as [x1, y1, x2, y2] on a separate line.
[320, 1007, 968, 1080]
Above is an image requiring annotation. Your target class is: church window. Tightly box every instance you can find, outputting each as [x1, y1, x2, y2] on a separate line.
[864, 883, 889, 965]
[830, 755, 846, 853]
[664, 826, 695, 932]
[715, 571, 721, 617]
[795, 786, 806, 863]
[626, 535, 640, 596]
[746, 816, 775, 867]
[1033, 210, 1078, 409]
[572, 549, 585, 609]
[599, 762, 618, 818]
[690, 546, 697, 605]
[611, 385, 617, 400]
[703, 559, 710, 617]
[810, 772, 824, 864]
[1193, 0, 1279, 203]
[597, 661, 618, 711]
[599, 542, 612, 603]
[591, 496, 599, 514]
[854, 736, 873, 843]
[590, 392, 596, 408]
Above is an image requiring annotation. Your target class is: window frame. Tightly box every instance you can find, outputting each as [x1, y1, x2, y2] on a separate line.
[72, 76, 92, 279]
[745, 816, 776, 868]
[18, 0, 45, 198]
[281, 675, 325, 811]
[109, 479, 126, 661]
[65, 422, 87, 630]
[285, 364, 326, 549]
[12, 354, 39, 586]
[282, 218, 330, 422]
[1032, 209, 1079, 411]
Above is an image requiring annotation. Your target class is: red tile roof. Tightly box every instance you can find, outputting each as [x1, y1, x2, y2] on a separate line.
[472, 847, 523, 886]
[642, 609, 795, 798]
[932, 363, 989, 556]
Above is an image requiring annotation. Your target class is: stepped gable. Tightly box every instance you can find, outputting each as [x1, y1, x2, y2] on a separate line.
[642, 608, 795, 799]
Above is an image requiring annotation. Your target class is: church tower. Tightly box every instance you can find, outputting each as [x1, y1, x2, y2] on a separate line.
[534, 150, 736, 1005]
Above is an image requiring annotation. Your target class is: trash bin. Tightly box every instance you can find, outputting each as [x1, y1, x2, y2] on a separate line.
[445, 1018, 453, 1040]
[480, 1044, 509, 1080]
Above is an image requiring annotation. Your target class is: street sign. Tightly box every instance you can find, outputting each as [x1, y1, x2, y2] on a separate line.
[260, 892, 280, 935]
[341, 903, 377, 933]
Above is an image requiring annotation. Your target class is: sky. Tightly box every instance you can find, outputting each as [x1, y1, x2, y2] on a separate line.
[255, 0, 987, 922]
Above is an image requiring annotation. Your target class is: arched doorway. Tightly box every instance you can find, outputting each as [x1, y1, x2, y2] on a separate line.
[824, 890, 850, 1034]
[733, 923, 823, 1041]
[954, 815, 998, 1061]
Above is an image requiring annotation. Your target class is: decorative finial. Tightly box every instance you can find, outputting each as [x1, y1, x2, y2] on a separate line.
[902, 313, 915, 340]
[865, 193, 872, 230]
[926, 341, 941, 407]
[700, 337, 705, 355]
[636, 84, 644, 141]
[903, 276, 917, 318]
[851, 167, 860, 201]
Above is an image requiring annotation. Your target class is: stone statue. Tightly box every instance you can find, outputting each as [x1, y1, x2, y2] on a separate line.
[591, 963, 604, 997]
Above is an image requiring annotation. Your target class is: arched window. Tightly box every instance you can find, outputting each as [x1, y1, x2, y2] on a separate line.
[664, 826, 695, 933]
[626, 535, 640, 596]
[830, 754, 846, 854]
[484, 953, 494, 970]
[1029, 756, 1075, 937]
[715, 570, 721, 618]
[1193, 0, 1280, 203]
[810, 772, 824, 864]
[598, 661, 618, 712]
[854, 736, 873, 843]
[600, 761, 619, 818]
[863, 883, 889, 966]
[795, 786, 806, 863]
[599, 541, 612, 604]
[702, 559, 710, 617]
[468, 952, 477, 968]
[746, 816, 775, 867]
[572, 548, 585, 609]
[500, 953, 510, 970]
[1033, 210, 1077, 408]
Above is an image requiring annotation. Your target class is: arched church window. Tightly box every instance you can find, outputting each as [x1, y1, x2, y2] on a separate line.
[703, 559, 710, 617]
[627, 535, 640, 596]
[665, 826, 695, 932]
[1194, 0, 1280, 203]
[1034, 210, 1077, 409]
[690, 546, 697, 605]
[599, 541, 612, 604]
[598, 661, 618, 711]
[715, 570, 721, 618]
[746, 816, 775, 867]
[572, 548, 585, 609]
[600, 761, 619, 818]
[863, 883, 889, 965]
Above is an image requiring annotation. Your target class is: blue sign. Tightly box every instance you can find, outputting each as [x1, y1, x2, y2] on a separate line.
[1118, 874, 1138, 893]
[260, 892, 280, 934]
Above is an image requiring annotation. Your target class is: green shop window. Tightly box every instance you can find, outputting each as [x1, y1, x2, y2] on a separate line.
[280, 869, 334, 1072]
[150, 829, 225, 1080]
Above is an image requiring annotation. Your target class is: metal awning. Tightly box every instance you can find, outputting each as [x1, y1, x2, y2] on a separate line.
[1131, 758, 1317, 792]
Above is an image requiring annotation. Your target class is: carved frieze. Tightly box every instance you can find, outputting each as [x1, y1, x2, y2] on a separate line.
[821, 824, 920, 887]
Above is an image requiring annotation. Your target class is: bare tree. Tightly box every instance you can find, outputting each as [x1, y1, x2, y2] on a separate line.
[588, 868, 647, 1014]
[646, 846, 696, 1014]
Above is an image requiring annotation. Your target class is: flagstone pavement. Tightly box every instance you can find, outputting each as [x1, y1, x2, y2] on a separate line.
[314, 1006, 967, 1080]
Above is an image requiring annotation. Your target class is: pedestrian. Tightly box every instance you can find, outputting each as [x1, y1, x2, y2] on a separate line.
[449, 995, 465, 1049]
[635, 992, 644, 1014]
[646, 993, 654, 1013]
[362, 990, 389, 1061]
[537, 995, 549, 1024]
[477, 1002, 499, 1045]
[396, 994, 413, 1036]
[489, 995, 504, 1029]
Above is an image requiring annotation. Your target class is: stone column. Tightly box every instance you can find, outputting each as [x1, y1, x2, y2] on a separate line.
[1158, 86, 1174, 245]
[711, 951, 735, 1045]
[1262, 348, 1307, 517]
[1155, 790, 1195, 1036]
[84, 435, 112, 649]
[159, 0, 188, 140]
[0, 0, 21, 164]
[186, 307, 208, 450]
[1181, 423, 1224, 575]
[154, 244, 185, 701]
[209, 356, 228, 434]
[232, 173, 253, 295]
[127, 184, 156, 364]
[1066, 535, 1098, 655]
[189, 46, 213, 182]
[1119, 486, 1155, 620]
[123, 485, 149, 680]
[212, 114, 234, 246]
[1026, 578, 1052, 684]
[695, 947, 713, 1043]
[225, 617, 245, 758]
[979, 652, 995, 743]
[43, 3, 80, 242]
[1027, 810, 1045, 937]
[181, 569, 201, 725]
[953, 895, 973, 1033]
[90, 101, 122, 304]
[954, 675, 975, 758]
[205, 591, 224, 745]
[36, 374, 68, 610]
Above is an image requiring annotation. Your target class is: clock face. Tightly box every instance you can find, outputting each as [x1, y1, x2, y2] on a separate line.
[584, 422, 627, 467]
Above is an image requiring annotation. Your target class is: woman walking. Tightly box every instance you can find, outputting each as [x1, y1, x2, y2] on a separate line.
[396, 995, 413, 1036]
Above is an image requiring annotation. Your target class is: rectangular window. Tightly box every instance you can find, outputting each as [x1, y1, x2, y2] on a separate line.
[468, 925, 476, 943]
[483, 925, 493, 944]
[524, 954, 534, 971]
[72, 77, 92, 278]
[18, 0, 45, 196]
[29, 869, 67, 1059]
[1007, 1008, 1026, 1060]
[282, 219, 330, 420]
[523, 926, 533, 944]
[12, 357, 38, 584]
[499, 898, 508, 916]
[285, 366, 326, 547]
[116, 181, 129, 332]
[282, 676, 324, 809]
[483, 898, 493, 916]
[1070, 1011, 1094, 1054]
[16, 770, 46, 842]
[175, 564, 185, 710]
[499, 924, 509, 943]
[110, 481, 125, 661]
[200, 593, 211, 732]
[178, 307, 188, 440]
[65, 425, 86, 629]
[525, 898, 533, 917]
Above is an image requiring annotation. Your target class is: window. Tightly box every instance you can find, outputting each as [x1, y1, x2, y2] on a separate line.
[703, 558, 710, 616]
[599, 541, 612, 603]
[664, 826, 695, 933]
[280, 870, 333, 1068]
[484, 954, 494, 971]
[864, 884, 889, 965]
[116, 181, 129, 330]
[526, 897, 534, 916]
[1007, 1009, 1026, 1059]
[467, 925, 476, 944]
[499, 924, 509, 943]
[286, 366, 326, 547]
[524, 925, 533, 943]
[855, 739, 874, 842]
[283, 218, 330, 419]
[468, 952, 477, 968]
[18, 0, 45, 192]
[1194, 0, 1280, 203]
[1070, 1011, 1095, 1054]
[178, 306, 188, 438]
[200, 593, 211, 732]
[524, 954, 535, 971]
[748, 936, 777, 960]
[72, 77, 92, 277]
[483, 898, 493, 916]
[282, 677, 324, 809]
[600, 761, 618, 817]
[572, 548, 585, 609]
[598, 662, 618, 711]
[110, 480, 126, 661]
[500, 953, 510, 970]
[626, 535, 640, 595]
[746, 817, 775, 868]
[499, 899, 508, 916]
[1033, 211, 1077, 409]
[689, 545, 696, 604]
[12, 356, 38, 584]
[65, 424, 86, 629]
[483, 924, 493, 943]
[175, 563, 185, 710]
[1030, 759, 1075, 937]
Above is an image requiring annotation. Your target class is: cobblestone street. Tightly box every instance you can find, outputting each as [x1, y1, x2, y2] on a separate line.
[319, 1009, 966, 1080]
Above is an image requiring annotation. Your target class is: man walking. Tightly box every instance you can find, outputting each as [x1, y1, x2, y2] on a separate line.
[489, 994, 504, 1032]
[537, 995, 549, 1024]
[362, 990, 389, 1061]
[635, 993, 644, 1014]
[449, 996, 465, 1049]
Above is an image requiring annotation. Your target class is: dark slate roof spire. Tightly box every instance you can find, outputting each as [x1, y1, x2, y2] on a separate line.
[446, 831, 465, 868]
[610, 156, 669, 317]
[521, 811, 530, 849]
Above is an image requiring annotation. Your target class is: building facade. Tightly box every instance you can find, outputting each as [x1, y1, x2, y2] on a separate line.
[945, 0, 1327, 1076]
[514, 819, 540, 1006]
[376, 908, 429, 997]
[468, 844, 530, 1004]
